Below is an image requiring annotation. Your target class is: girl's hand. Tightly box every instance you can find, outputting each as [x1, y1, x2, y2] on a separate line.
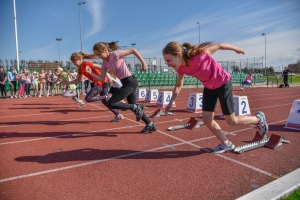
[235, 48, 245, 55]
[141, 64, 148, 71]
[85, 66, 92, 74]
[60, 80, 68, 85]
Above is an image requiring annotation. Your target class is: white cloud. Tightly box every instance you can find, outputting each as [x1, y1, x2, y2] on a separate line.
[85, 0, 104, 38]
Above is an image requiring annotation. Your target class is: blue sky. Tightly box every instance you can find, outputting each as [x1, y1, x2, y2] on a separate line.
[0, 0, 299, 71]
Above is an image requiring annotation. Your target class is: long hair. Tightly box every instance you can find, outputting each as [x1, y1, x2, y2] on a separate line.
[93, 41, 119, 53]
[0, 66, 4, 74]
[162, 41, 213, 65]
[70, 51, 96, 61]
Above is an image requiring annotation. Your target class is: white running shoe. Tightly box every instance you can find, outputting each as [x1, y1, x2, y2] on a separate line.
[255, 111, 268, 136]
[110, 114, 124, 122]
[211, 141, 235, 154]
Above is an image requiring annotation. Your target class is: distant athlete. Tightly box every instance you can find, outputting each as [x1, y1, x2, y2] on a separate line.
[52, 67, 85, 108]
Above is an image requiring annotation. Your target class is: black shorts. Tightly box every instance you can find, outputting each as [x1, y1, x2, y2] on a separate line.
[47, 81, 53, 87]
[202, 81, 234, 115]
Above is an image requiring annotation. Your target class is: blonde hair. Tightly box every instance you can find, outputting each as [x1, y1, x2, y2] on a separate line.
[70, 51, 96, 61]
[54, 67, 63, 74]
[93, 41, 118, 53]
[162, 41, 213, 65]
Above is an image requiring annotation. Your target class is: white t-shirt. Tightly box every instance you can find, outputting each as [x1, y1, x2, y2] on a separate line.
[111, 77, 122, 88]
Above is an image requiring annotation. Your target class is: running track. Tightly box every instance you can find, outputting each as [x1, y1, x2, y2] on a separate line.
[0, 86, 300, 200]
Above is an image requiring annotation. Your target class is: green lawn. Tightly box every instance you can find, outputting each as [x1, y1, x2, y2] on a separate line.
[266, 75, 300, 84]
[281, 187, 300, 200]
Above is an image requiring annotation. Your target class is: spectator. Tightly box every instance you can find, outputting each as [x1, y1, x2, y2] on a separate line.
[39, 69, 47, 97]
[282, 66, 292, 88]
[17, 69, 26, 98]
[31, 71, 39, 97]
[0, 66, 7, 99]
[52, 72, 59, 96]
[46, 69, 53, 96]
[24, 69, 32, 97]
[241, 72, 253, 90]
[7, 66, 18, 98]
[257, 68, 262, 78]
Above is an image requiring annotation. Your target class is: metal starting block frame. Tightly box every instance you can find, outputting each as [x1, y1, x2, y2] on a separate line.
[146, 109, 175, 118]
[234, 132, 290, 154]
[167, 117, 205, 131]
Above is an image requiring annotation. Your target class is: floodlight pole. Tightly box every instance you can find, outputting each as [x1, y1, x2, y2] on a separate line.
[132, 43, 136, 71]
[196, 22, 200, 88]
[56, 38, 62, 62]
[261, 33, 268, 86]
[78, 2, 86, 52]
[13, 0, 20, 71]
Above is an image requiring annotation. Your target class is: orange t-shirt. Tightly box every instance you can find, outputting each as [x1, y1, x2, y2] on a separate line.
[78, 62, 107, 86]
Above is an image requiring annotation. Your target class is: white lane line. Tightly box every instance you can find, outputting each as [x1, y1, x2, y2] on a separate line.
[0, 118, 183, 146]
[0, 132, 273, 183]
[0, 113, 55, 119]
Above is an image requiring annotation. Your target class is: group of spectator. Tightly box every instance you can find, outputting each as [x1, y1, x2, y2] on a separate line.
[0, 66, 94, 99]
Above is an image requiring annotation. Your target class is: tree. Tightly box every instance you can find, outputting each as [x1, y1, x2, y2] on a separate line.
[231, 66, 240, 73]
[0, 59, 3, 67]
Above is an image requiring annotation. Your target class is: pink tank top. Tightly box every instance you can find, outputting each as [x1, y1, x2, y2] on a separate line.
[102, 50, 132, 80]
[177, 53, 230, 89]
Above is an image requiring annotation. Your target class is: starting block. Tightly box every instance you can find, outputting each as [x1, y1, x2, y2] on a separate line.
[156, 91, 176, 108]
[146, 109, 175, 118]
[167, 117, 205, 131]
[186, 93, 203, 113]
[284, 99, 300, 130]
[234, 132, 290, 154]
[220, 95, 251, 118]
[136, 88, 146, 101]
[145, 89, 158, 103]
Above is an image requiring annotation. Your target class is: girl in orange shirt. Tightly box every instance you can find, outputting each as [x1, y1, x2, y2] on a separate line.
[64, 52, 123, 122]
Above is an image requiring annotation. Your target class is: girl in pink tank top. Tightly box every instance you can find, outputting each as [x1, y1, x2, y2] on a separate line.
[162, 41, 268, 153]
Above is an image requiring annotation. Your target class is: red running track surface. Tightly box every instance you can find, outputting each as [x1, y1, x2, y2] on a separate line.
[0, 86, 300, 200]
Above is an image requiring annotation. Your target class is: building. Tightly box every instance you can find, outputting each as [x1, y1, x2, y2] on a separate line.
[28, 61, 61, 71]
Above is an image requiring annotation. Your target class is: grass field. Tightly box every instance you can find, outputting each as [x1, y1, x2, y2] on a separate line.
[266, 75, 300, 84]
[281, 188, 300, 200]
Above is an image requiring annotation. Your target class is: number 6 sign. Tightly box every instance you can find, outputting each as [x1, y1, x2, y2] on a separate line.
[136, 88, 146, 101]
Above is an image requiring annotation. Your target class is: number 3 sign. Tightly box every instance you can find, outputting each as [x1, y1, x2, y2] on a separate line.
[186, 93, 203, 113]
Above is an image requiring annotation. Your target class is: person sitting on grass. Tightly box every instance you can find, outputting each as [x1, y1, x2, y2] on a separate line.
[241, 72, 253, 90]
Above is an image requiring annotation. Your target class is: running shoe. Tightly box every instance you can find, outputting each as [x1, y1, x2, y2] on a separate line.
[134, 104, 144, 121]
[255, 111, 268, 136]
[141, 123, 158, 134]
[78, 103, 86, 108]
[210, 141, 235, 154]
[110, 114, 124, 122]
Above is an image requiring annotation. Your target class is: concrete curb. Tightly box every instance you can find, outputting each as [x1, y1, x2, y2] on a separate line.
[236, 168, 300, 200]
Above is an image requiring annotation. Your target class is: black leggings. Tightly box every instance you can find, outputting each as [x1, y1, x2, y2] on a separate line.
[107, 76, 151, 124]
[25, 84, 31, 96]
[0, 84, 6, 97]
[85, 83, 119, 117]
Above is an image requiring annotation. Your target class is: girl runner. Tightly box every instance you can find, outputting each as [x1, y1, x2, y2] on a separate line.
[65, 52, 124, 122]
[52, 67, 85, 108]
[84, 41, 157, 133]
[162, 41, 268, 153]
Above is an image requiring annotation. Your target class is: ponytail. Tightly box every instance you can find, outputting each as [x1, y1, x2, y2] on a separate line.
[93, 41, 119, 53]
[163, 41, 213, 65]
